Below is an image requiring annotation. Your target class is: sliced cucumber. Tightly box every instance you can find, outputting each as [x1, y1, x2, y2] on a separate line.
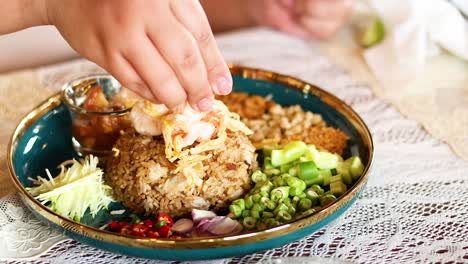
[348, 156, 365, 180]
[315, 152, 340, 169]
[263, 144, 278, 157]
[330, 181, 348, 197]
[336, 162, 352, 185]
[319, 169, 333, 186]
[330, 174, 343, 184]
[304, 144, 321, 161]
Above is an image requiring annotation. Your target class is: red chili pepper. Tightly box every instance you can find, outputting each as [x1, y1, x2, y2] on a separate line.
[156, 224, 172, 238]
[131, 224, 149, 237]
[119, 225, 132, 235]
[147, 230, 160, 238]
[143, 219, 154, 228]
[157, 213, 174, 227]
[118, 221, 130, 228]
[108, 221, 120, 231]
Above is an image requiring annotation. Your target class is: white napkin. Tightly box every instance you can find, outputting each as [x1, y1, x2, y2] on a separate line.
[361, 0, 468, 86]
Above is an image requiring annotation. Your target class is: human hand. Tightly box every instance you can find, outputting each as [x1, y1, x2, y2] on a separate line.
[247, 0, 353, 40]
[45, 0, 232, 111]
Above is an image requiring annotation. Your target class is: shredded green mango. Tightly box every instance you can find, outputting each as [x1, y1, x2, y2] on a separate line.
[26, 155, 114, 221]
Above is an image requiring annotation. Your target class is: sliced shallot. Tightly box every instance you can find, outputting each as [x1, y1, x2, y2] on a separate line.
[192, 209, 217, 224]
[171, 218, 194, 234]
[206, 217, 240, 235]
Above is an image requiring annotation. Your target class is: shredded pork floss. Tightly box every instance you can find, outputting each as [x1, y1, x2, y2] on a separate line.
[130, 100, 253, 191]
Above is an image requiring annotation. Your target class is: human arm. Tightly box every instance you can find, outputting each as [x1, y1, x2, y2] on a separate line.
[200, 0, 353, 40]
[0, 0, 48, 34]
[1, 0, 233, 112]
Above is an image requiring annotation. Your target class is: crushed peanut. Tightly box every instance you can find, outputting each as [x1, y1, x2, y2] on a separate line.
[218, 92, 349, 155]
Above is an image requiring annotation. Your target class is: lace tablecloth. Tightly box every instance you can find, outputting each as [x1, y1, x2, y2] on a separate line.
[1, 28, 467, 263]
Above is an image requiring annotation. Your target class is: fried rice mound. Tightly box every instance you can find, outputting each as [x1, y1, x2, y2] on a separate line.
[105, 130, 258, 217]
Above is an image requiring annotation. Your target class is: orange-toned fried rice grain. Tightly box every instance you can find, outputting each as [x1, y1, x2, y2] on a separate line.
[105, 130, 257, 217]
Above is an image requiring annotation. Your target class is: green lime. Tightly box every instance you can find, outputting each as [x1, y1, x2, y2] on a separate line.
[359, 18, 385, 48]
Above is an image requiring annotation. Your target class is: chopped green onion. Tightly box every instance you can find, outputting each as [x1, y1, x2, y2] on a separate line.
[243, 217, 257, 229]
[289, 187, 301, 196]
[270, 186, 290, 202]
[273, 203, 289, 216]
[252, 203, 265, 213]
[262, 211, 274, 218]
[299, 198, 312, 211]
[271, 176, 284, 187]
[256, 221, 267, 230]
[286, 177, 306, 189]
[232, 199, 245, 210]
[264, 218, 278, 228]
[229, 204, 243, 218]
[280, 163, 294, 174]
[310, 184, 325, 195]
[155, 220, 167, 228]
[252, 194, 262, 203]
[260, 196, 269, 205]
[129, 213, 142, 224]
[287, 205, 296, 216]
[263, 145, 278, 157]
[281, 173, 293, 183]
[263, 157, 274, 170]
[320, 194, 337, 206]
[297, 192, 307, 199]
[250, 210, 261, 219]
[296, 208, 316, 219]
[265, 169, 281, 176]
[288, 167, 298, 177]
[261, 197, 276, 210]
[276, 210, 292, 222]
[252, 170, 267, 183]
[259, 181, 274, 194]
[279, 196, 291, 206]
[245, 196, 254, 209]
[305, 189, 320, 205]
[292, 196, 301, 205]
[242, 209, 250, 218]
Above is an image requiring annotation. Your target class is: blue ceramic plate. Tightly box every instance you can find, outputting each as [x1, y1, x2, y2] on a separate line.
[7, 65, 373, 261]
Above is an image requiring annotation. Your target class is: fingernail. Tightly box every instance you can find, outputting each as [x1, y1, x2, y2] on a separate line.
[197, 97, 213, 112]
[214, 76, 232, 95]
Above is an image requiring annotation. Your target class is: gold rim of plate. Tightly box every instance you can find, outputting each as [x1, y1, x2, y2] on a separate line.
[7, 65, 374, 249]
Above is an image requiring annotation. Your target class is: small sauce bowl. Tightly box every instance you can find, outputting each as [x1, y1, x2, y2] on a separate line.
[61, 74, 134, 157]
